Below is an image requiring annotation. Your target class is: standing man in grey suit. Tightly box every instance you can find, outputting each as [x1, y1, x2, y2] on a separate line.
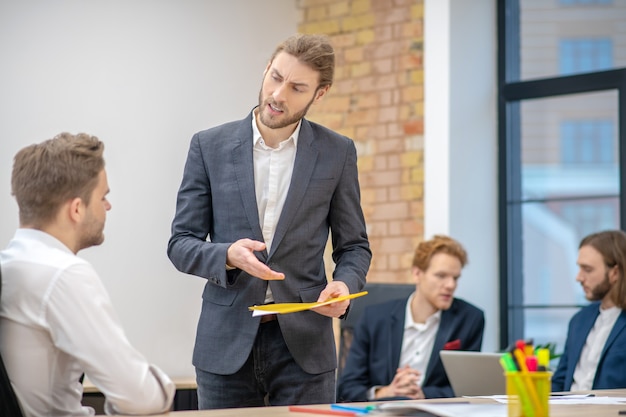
[167, 33, 371, 409]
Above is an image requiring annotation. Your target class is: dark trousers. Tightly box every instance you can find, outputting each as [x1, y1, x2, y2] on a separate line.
[196, 320, 336, 409]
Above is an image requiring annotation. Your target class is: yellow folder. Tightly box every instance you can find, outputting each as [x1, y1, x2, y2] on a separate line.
[249, 291, 368, 316]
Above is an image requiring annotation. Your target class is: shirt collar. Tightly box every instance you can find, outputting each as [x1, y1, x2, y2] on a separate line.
[404, 292, 442, 329]
[252, 107, 301, 148]
[15, 228, 74, 255]
[598, 305, 621, 320]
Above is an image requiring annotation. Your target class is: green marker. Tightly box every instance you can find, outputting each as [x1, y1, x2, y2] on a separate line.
[500, 353, 518, 372]
[501, 354, 535, 417]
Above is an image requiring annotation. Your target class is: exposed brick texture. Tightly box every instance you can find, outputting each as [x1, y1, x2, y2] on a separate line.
[298, 0, 424, 286]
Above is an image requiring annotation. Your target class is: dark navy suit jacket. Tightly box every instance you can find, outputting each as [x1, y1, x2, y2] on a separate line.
[552, 303, 626, 391]
[337, 296, 484, 401]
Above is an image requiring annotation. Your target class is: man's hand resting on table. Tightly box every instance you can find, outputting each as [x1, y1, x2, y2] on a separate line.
[375, 365, 425, 400]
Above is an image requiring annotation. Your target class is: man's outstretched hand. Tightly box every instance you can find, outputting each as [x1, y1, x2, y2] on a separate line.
[226, 239, 285, 280]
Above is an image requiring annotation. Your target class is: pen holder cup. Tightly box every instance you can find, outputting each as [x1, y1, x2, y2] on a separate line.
[505, 371, 551, 417]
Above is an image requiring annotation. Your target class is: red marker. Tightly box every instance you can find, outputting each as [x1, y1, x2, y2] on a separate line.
[526, 355, 538, 372]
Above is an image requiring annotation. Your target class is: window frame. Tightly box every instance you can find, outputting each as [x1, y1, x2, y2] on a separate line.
[497, 0, 626, 349]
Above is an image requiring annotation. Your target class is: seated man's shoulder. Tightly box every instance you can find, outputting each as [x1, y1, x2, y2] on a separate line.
[568, 302, 602, 324]
[450, 297, 484, 316]
[366, 298, 406, 313]
[579, 302, 601, 314]
[358, 298, 406, 325]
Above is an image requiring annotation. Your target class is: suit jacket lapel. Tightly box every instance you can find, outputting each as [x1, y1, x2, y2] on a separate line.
[268, 120, 318, 259]
[389, 300, 407, 380]
[426, 304, 456, 380]
[570, 306, 600, 376]
[232, 113, 265, 251]
[600, 310, 626, 358]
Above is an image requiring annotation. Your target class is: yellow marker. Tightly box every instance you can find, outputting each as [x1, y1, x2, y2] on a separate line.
[513, 348, 544, 416]
[522, 339, 534, 357]
[537, 348, 550, 371]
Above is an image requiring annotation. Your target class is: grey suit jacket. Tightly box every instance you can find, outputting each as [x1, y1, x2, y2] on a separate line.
[167, 109, 371, 375]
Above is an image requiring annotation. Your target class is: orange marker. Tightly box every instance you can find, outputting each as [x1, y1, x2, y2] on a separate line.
[513, 348, 543, 415]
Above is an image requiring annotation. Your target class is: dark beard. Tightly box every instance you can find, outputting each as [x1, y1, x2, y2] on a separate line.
[257, 89, 316, 129]
[588, 271, 612, 301]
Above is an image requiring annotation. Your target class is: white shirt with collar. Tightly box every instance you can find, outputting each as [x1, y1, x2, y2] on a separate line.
[367, 293, 442, 399]
[399, 292, 442, 386]
[0, 229, 175, 417]
[571, 305, 621, 391]
[252, 110, 301, 303]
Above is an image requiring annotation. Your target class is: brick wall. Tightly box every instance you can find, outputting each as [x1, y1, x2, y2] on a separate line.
[298, 0, 425, 284]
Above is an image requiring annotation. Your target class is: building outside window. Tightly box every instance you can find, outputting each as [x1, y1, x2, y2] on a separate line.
[499, 0, 626, 353]
[560, 39, 613, 75]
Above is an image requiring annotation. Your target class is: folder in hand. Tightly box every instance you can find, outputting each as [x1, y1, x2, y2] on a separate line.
[249, 291, 368, 316]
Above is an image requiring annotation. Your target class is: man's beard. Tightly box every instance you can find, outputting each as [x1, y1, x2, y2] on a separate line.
[588, 271, 612, 301]
[257, 89, 316, 129]
[78, 216, 105, 251]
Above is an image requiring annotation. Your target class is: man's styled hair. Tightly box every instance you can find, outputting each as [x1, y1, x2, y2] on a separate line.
[11, 132, 105, 227]
[579, 230, 626, 309]
[412, 235, 468, 271]
[270, 33, 335, 89]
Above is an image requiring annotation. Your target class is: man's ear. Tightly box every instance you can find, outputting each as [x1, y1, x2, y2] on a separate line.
[67, 197, 84, 224]
[313, 85, 330, 103]
[609, 264, 620, 284]
[412, 266, 423, 284]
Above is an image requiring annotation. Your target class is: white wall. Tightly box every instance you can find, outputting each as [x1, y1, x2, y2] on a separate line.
[1, 0, 501, 376]
[0, 0, 298, 378]
[424, 0, 499, 352]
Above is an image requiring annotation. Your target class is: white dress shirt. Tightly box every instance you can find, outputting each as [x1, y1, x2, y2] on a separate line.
[252, 110, 300, 303]
[0, 229, 175, 417]
[571, 305, 621, 391]
[367, 293, 441, 399]
[399, 293, 441, 386]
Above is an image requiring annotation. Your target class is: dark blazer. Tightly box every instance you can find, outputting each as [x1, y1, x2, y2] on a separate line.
[552, 303, 626, 391]
[167, 110, 371, 375]
[337, 297, 484, 401]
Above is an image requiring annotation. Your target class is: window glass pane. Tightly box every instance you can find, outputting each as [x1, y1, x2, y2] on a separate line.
[521, 91, 618, 201]
[517, 89, 621, 349]
[522, 198, 619, 307]
[560, 120, 614, 164]
[559, 38, 613, 75]
[524, 308, 581, 360]
[559, 0, 613, 4]
[521, 1, 626, 80]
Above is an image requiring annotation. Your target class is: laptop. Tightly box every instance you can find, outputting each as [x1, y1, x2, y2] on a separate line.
[439, 350, 506, 396]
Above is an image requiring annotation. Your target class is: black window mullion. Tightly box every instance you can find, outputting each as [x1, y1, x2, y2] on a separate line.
[620, 88, 626, 229]
[503, 69, 626, 101]
[498, 0, 524, 350]
[497, 0, 626, 352]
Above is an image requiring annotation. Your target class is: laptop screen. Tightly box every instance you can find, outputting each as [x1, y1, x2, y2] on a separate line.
[439, 351, 506, 396]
